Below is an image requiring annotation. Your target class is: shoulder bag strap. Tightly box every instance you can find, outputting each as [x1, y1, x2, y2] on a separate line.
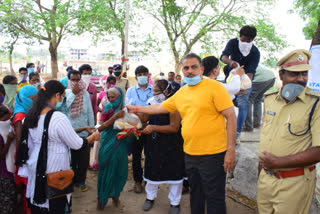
[33, 109, 56, 204]
[15, 123, 30, 166]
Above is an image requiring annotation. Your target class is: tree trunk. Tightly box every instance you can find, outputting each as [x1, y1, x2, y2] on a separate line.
[49, 42, 58, 78]
[311, 19, 320, 46]
[9, 43, 15, 75]
[120, 32, 125, 68]
[9, 53, 14, 75]
[173, 49, 181, 74]
[175, 61, 182, 75]
[121, 37, 125, 57]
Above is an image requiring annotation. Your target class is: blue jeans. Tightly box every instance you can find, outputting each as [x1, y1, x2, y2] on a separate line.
[236, 88, 252, 134]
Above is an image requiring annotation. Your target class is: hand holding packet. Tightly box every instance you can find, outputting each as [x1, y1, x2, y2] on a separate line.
[114, 107, 142, 130]
[227, 64, 252, 90]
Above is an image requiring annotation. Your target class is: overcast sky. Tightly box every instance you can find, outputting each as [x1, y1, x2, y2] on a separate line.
[270, 0, 311, 52]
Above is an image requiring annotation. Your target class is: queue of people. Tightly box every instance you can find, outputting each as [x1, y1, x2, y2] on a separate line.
[0, 24, 319, 214]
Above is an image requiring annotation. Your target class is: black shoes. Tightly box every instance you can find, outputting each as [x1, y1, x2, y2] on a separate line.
[142, 199, 180, 214]
[169, 205, 180, 214]
[142, 199, 154, 211]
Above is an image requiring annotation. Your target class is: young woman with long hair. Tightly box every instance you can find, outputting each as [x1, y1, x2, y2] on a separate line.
[17, 80, 98, 213]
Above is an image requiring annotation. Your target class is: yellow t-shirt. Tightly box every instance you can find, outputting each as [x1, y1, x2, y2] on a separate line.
[17, 82, 30, 92]
[162, 78, 233, 155]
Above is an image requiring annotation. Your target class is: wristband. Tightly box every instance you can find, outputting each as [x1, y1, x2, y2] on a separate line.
[135, 106, 138, 113]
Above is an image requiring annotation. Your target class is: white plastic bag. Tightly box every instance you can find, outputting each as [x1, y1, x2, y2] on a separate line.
[114, 111, 142, 130]
[227, 65, 252, 90]
[240, 74, 252, 90]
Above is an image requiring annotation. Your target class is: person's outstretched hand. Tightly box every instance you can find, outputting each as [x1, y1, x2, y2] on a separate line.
[230, 61, 239, 69]
[93, 131, 100, 141]
[87, 131, 100, 145]
[125, 105, 135, 113]
[141, 125, 154, 135]
[84, 126, 95, 135]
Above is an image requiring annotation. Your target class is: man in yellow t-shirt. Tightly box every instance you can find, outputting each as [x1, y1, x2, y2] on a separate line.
[127, 53, 237, 214]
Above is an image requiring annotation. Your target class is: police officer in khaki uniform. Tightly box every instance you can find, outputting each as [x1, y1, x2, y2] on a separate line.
[257, 49, 320, 214]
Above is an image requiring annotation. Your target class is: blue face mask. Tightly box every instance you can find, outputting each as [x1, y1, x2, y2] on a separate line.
[55, 94, 65, 109]
[27, 68, 35, 74]
[55, 101, 63, 109]
[184, 75, 202, 86]
[137, 76, 148, 86]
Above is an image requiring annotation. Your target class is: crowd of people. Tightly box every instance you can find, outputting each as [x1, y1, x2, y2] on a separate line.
[0, 24, 319, 214]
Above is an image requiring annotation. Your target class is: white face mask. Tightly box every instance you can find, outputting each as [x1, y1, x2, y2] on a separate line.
[81, 75, 91, 89]
[32, 82, 41, 88]
[19, 74, 27, 82]
[0, 119, 12, 143]
[147, 93, 166, 105]
[238, 39, 253, 57]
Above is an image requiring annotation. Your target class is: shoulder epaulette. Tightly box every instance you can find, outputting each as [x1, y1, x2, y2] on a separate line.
[264, 88, 279, 96]
[306, 89, 320, 97]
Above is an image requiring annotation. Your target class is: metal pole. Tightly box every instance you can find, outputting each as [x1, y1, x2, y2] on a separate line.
[122, 0, 130, 74]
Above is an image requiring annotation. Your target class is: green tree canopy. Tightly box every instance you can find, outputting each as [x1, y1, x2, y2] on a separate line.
[294, 0, 320, 39]
[0, 0, 113, 77]
[293, 0, 320, 46]
[134, 0, 287, 73]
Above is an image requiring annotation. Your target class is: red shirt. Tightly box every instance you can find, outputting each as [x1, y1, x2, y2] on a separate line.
[13, 113, 27, 125]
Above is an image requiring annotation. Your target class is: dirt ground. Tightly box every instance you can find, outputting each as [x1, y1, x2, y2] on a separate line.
[72, 163, 257, 214]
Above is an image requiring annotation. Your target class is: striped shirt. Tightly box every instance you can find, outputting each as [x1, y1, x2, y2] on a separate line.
[18, 111, 84, 208]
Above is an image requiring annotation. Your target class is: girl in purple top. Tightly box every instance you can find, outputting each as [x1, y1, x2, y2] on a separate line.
[0, 106, 16, 214]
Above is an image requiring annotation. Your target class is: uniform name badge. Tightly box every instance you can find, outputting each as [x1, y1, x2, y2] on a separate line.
[266, 110, 276, 116]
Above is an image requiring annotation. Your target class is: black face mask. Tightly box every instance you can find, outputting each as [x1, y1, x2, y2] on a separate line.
[114, 71, 122, 77]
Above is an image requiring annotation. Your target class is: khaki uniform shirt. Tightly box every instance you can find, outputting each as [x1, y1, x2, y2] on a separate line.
[259, 87, 320, 171]
[116, 77, 129, 96]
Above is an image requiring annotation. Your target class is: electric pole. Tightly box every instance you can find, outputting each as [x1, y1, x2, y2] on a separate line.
[122, 0, 130, 74]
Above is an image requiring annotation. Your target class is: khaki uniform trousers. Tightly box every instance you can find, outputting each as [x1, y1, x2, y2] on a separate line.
[257, 168, 316, 214]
